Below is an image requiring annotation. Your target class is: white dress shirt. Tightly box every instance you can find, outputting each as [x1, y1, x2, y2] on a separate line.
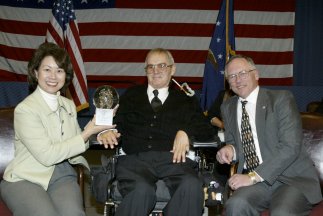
[237, 86, 263, 167]
[147, 85, 169, 104]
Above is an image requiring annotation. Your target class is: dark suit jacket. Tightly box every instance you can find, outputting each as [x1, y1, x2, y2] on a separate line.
[221, 88, 322, 204]
[115, 85, 215, 155]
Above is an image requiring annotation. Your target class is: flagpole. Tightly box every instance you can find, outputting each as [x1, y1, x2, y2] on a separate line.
[226, 0, 230, 62]
[225, 0, 236, 90]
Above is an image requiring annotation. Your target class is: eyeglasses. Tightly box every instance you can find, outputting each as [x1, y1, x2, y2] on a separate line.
[145, 63, 172, 73]
[226, 69, 256, 82]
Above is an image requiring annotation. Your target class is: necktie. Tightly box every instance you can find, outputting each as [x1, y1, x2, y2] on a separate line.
[151, 89, 162, 112]
[241, 101, 259, 172]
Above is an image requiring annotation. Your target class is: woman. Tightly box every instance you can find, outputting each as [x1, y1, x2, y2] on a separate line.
[208, 87, 234, 133]
[0, 42, 115, 216]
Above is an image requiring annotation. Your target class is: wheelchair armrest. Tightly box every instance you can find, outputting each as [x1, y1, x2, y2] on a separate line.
[189, 136, 221, 174]
[88, 134, 103, 149]
[190, 135, 221, 148]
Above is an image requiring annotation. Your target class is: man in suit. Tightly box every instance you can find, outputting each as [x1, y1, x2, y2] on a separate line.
[216, 55, 322, 215]
[97, 48, 215, 216]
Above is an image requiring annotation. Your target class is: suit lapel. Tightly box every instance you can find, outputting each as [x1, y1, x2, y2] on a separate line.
[228, 96, 239, 136]
[255, 88, 268, 155]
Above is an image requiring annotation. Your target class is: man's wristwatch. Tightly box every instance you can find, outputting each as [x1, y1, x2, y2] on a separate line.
[248, 171, 257, 185]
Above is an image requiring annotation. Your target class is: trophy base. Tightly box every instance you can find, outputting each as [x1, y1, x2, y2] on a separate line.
[95, 108, 114, 125]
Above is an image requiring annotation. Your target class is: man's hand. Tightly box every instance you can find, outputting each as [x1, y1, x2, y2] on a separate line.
[97, 129, 121, 149]
[216, 145, 234, 164]
[171, 130, 189, 163]
[228, 174, 254, 190]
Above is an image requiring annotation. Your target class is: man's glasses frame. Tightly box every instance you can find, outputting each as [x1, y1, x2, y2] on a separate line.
[145, 63, 173, 74]
[226, 69, 256, 82]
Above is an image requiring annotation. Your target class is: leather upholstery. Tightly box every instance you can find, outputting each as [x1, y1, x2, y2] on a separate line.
[301, 112, 323, 193]
[0, 108, 15, 181]
[0, 108, 14, 216]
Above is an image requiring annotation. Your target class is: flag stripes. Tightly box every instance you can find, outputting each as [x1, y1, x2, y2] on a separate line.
[45, 0, 88, 111]
[0, 0, 295, 89]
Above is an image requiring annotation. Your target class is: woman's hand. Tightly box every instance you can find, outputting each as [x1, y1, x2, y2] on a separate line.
[81, 115, 116, 142]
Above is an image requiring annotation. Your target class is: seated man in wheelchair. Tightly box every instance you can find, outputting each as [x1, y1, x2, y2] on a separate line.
[97, 48, 215, 216]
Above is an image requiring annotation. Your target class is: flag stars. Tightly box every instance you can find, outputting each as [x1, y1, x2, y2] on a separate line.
[217, 37, 221, 43]
[217, 54, 223, 59]
[216, 21, 221, 26]
[51, 0, 76, 30]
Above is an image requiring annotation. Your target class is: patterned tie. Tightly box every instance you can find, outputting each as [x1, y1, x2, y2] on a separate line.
[151, 89, 162, 112]
[241, 101, 259, 172]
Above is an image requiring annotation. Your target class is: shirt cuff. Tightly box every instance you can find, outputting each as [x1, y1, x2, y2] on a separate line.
[227, 144, 236, 161]
[254, 171, 264, 182]
[97, 129, 118, 142]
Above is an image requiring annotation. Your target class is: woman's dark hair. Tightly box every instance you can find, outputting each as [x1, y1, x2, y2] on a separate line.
[27, 42, 74, 93]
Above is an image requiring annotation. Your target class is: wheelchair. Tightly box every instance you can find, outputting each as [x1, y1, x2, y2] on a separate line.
[90, 136, 222, 216]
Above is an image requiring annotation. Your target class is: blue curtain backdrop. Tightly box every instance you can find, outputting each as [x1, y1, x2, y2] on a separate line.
[293, 0, 323, 86]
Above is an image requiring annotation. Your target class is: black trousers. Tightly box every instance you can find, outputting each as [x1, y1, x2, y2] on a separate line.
[115, 151, 204, 216]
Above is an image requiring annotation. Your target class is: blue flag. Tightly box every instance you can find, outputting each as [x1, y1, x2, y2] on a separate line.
[200, 0, 235, 111]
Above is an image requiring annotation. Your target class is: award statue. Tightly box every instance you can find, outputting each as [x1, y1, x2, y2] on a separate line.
[93, 85, 119, 125]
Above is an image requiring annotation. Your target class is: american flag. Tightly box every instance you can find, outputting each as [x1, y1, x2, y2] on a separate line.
[46, 0, 89, 111]
[200, 0, 235, 111]
[0, 0, 295, 92]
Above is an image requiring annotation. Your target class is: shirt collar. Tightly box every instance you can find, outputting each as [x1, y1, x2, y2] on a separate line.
[36, 86, 69, 115]
[37, 86, 59, 111]
[147, 85, 169, 103]
[239, 86, 259, 105]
